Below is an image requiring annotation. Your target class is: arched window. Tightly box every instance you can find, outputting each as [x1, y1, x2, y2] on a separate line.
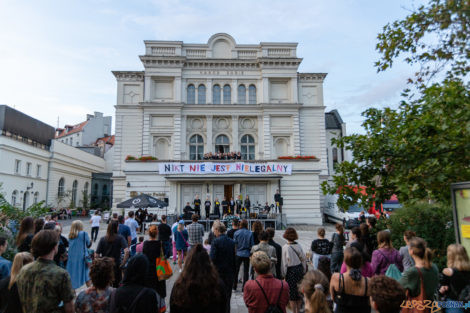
[94, 183, 99, 196]
[249, 85, 257, 104]
[187, 84, 196, 104]
[198, 84, 206, 104]
[189, 134, 204, 160]
[102, 184, 108, 196]
[58, 178, 65, 197]
[332, 148, 338, 167]
[34, 192, 39, 204]
[212, 85, 221, 104]
[23, 192, 29, 211]
[84, 182, 89, 195]
[238, 85, 246, 104]
[11, 190, 18, 206]
[215, 135, 230, 153]
[241, 135, 255, 160]
[223, 85, 231, 104]
[71, 180, 78, 206]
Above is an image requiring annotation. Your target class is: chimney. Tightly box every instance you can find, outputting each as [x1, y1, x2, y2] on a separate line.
[86, 114, 94, 121]
[94, 112, 103, 118]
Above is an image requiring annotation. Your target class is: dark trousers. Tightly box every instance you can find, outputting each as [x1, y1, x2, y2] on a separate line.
[91, 227, 99, 242]
[162, 240, 171, 259]
[130, 238, 137, 256]
[233, 256, 250, 290]
[194, 208, 200, 217]
[220, 273, 234, 313]
[205, 207, 210, 218]
[330, 251, 344, 273]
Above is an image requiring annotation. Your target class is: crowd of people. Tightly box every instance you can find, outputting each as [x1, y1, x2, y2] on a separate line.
[0, 211, 469, 313]
[202, 151, 244, 160]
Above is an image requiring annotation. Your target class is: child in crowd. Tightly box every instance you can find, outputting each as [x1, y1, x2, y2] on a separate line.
[135, 236, 145, 254]
[203, 239, 211, 253]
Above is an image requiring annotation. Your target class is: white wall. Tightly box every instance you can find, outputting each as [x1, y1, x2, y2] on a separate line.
[0, 136, 50, 208]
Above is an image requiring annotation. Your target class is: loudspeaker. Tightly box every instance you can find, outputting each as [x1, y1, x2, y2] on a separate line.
[164, 197, 169, 204]
[258, 214, 268, 219]
[209, 214, 220, 220]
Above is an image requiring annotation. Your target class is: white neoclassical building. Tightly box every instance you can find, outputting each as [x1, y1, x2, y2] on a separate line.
[111, 33, 331, 224]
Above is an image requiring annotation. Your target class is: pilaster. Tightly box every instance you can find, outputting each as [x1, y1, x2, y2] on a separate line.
[206, 115, 213, 152]
[232, 115, 239, 151]
[144, 76, 152, 101]
[179, 114, 186, 159]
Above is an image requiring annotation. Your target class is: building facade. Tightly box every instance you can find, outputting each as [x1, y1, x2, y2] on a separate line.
[55, 112, 112, 147]
[112, 34, 330, 224]
[0, 105, 106, 210]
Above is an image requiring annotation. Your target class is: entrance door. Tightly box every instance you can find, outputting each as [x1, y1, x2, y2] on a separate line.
[23, 192, 29, 211]
[181, 184, 203, 209]
[214, 185, 225, 202]
[224, 185, 233, 201]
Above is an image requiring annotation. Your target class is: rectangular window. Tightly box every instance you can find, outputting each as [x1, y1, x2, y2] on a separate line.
[26, 162, 32, 176]
[15, 160, 21, 174]
[36, 165, 41, 177]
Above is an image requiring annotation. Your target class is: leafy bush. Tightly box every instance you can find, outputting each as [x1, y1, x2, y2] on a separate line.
[376, 202, 455, 270]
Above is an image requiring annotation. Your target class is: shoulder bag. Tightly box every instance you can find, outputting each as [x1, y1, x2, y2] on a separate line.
[83, 232, 93, 268]
[156, 244, 173, 281]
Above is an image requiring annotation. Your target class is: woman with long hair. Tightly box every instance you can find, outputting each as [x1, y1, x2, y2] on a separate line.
[33, 218, 45, 234]
[66, 220, 91, 289]
[0, 252, 34, 313]
[330, 223, 345, 273]
[371, 230, 403, 275]
[109, 254, 166, 313]
[170, 244, 226, 313]
[399, 237, 439, 308]
[340, 227, 373, 277]
[174, 221, 188, 272]
[439, 244, 470, 313]
[282, 227, 307, 313]
[143, 225, 166, 299]
[300, 270, 331, 313]
[330, 247, 371, 313]
[16, 217, 34, 252]
[95, 220, 129, 287]
[251, 220, 263, 245]
[75, 257, 115, 313]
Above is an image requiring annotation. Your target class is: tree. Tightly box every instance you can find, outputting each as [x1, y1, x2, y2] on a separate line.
[376, 0, 470, 84]
[323, 0, 470, 210]
[323, 79, 470, 209]
[81, 190, 89, 209]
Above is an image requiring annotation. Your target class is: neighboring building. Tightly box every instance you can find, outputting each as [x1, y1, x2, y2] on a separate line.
[0, 105, 106, 209]
[91, 173, 113, 209]
[325, 110, 347, 175]
[55, 112, 112, 147]
[111, 34, 330, 224]
[0, 105, 54, 210]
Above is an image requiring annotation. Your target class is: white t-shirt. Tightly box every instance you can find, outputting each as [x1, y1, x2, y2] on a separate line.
[91, 215, 101, 227]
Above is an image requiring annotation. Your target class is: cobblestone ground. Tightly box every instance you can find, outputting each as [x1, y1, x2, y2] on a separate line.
[62, 217, 337, 312]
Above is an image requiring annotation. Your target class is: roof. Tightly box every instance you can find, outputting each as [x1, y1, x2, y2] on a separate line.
[95, 135, 115, 146]
[325, 110, 344, 129]
[55, 121, 88, 138]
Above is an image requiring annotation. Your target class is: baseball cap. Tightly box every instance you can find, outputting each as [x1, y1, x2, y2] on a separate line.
[178, 220, 185, 224]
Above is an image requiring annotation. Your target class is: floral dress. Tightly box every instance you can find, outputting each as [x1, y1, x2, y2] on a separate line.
[75, 286, 114, 313]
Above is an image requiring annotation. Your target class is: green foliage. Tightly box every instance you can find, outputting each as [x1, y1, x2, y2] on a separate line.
[322, 79, 470, 209]
[376, 0, 470, 84]
[0, 194, 50, 261]
[81, 190, 89, 209]
[375, 202, 455, 270]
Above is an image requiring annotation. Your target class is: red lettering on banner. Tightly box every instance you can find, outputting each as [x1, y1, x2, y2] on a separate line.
[266, 165, 271, 172]
[190, 165, 197, 172]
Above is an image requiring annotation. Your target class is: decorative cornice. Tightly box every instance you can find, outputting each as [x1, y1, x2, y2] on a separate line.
[298, 72, 328, 82]
[112, 71, 144, 82]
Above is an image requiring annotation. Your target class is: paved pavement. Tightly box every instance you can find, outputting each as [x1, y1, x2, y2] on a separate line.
[61, 217, 336, 313]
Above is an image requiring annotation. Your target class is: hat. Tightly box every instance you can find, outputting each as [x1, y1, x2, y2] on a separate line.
[178, 220, 185, 224]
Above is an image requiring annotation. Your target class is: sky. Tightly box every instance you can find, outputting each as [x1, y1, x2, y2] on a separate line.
[0, 0, 423, 134]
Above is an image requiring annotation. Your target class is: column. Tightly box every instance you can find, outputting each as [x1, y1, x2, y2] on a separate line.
[206, 115, 213, 153]
[175, 77, 182, 102]
[207, 79, 212, 104]
[232, 115, 239, 152]
[231, 79, 237, 104]
[144, 76, 152, 101]
[180, 114, 187, 159]
[262, 77, 269, 103]
[257, 115, 264, 159]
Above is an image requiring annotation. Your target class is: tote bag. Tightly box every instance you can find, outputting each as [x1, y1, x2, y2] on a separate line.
[156, 246, 173, 281]
[401, 268, 430, 313]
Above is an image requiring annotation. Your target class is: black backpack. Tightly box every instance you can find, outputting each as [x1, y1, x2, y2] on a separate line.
[254, 279, 284, 313]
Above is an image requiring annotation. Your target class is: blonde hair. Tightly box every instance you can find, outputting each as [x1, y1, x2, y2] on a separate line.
[299, 270, 331, 313]
[250, 251, 271, 275]
[447, 244, 470, 271]
[68, 220, 84, 239]
[177, 223, 185, 232]
[211, 220, 222, 233]
[9, 252, 33, 289]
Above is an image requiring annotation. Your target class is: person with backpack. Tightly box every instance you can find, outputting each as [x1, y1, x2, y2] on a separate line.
[109, 254, 166, 313]
[438, 244, 470, 313]
[243, 251, 289, 313]
[371, 230, 403, 276]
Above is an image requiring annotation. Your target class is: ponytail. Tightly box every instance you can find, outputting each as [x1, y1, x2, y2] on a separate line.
[309, 287, 331, 313]
[409, 237, 433, 269]
[423, 247, 433, 269]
